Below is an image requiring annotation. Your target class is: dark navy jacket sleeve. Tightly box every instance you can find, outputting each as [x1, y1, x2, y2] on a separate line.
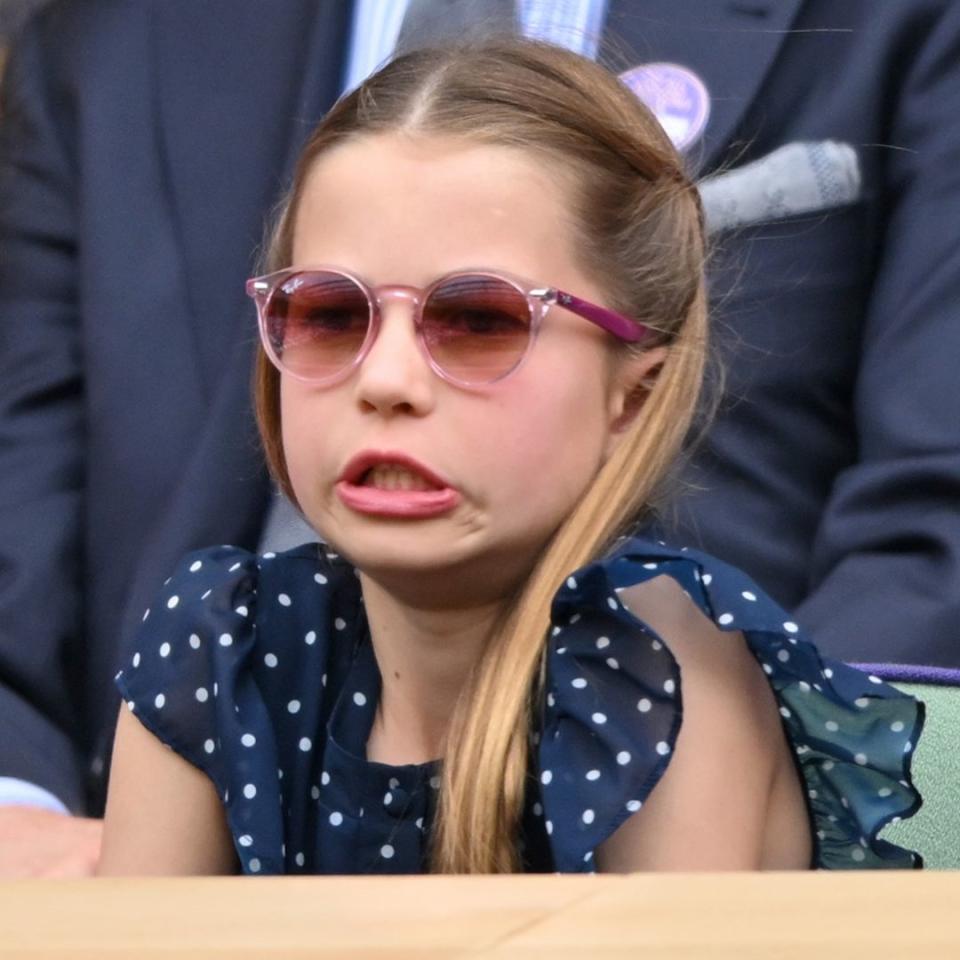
[796, 3, 960, 668]
[0, 4, 85, 808]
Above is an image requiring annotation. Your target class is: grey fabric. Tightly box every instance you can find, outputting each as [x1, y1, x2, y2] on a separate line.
[258, 494, 318, 553]
[395, 0, 517, 54]
[699, 141, 862, 234]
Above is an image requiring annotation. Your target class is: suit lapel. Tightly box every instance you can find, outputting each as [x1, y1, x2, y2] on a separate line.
[152, 0, 352, 394]
[601, 0, 804, 173]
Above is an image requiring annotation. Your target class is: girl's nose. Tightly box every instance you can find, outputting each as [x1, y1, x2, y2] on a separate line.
[352, 296, 436, 416]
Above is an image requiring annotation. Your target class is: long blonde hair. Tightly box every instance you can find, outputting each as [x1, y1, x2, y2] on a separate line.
[254, 39, 707, 873]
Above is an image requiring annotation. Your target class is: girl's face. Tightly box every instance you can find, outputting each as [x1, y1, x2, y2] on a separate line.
[283, 132, 651, 603]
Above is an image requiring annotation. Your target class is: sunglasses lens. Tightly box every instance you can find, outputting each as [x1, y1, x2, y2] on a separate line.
[263, 271, 370, 380]
[422, 275, 531, 383]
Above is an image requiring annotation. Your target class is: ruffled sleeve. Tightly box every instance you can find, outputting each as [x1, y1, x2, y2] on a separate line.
[114, 546, 287, 873]
[538, 538, 924, 872]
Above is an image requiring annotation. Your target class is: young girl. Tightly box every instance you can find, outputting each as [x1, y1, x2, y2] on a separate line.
[98, 40, 922, 875]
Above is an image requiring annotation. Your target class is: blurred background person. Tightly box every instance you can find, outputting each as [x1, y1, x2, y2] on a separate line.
[1, 0, 959, 876]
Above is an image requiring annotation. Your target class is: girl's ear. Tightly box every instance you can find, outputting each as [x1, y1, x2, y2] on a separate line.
[605, 346, 668, 456]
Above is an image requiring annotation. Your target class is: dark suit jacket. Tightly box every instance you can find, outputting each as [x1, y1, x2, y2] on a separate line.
[1, 0, 959, 814]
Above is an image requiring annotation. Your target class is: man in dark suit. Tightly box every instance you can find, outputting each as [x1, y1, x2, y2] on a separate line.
[2, 0, 959, 874]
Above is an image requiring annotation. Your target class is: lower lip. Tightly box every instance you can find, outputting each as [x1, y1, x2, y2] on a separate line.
[335, 481, 462, 518]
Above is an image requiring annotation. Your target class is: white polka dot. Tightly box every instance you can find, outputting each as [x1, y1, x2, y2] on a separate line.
[808, 789, 818, 800]
[642, 562, 659, 570]
[154, 693, 166, 709]
[779, 706, 791, 719]
[195, 687, 209, 703]
[571, 678, 587, 689]
[299, 737, 312, 752]
[656, 741, 670, 756]
[783, 621, 799, 634]
[166, 595, 180, 610]
[904, 741, 913, 753]
[142, 609, 150, 622]
[851, 848, 866, 863]
[294, 852, 305, 867]
[551, 625, 562, 637]
[383, 792, 393, 805]
[879, 787, 893, 798]
[591, 712, 607, 725]
[798, 681, 811, 692]
[353, 692, 367, 706]
[321, 772, 331, 786]
[380, 844, 395, 860]
[213, 683, 218, 697]
[314, 573, 328, 585]
[651, 639, 663, 651]
[777, 650, 790, 663]
[264, 653, 278, 668]
[566, 576, 578, 589]
[596, 636, 610, 650]
[607, 596, 618, 610]
[248, 858, 261, 872]
[335, 618, 347, 631]
[229, 562, 241, 572]
[278, 593, 292, 607]
[238, 835, 252, 847]
[189, 634, 201, 650]
[132, 652, 141, 668]
[158, 642, 171, 658]
[582, 809, 595, 825]
[663, 679, 675, 694]
[718, 613, 734, 626]
[429, 775, 441, 790]
[219, 633, 233, 647]
[585, 769, 601, 781]
[243, 784, 257, 799]
[701, 573, 712, 585]
[235, 605, 248, 617]
[546, 692, 556, 707]
[825, 720, 839, 732]
[201, 589, 212, 600]
[541, 770, 553, 785]
[891, 720, 905, 733]
[626, 800, 642, 813]
[854, 697, 869, 708]
[762, 663, 773, 675]
[741, 591, 757, 602]
[821, 760, 835, 772]
[126, 700, 135, 712]
[311, 785, 320, 800]
[824, 668, 834, 679]
[605, 657, 620, 670]
[545, 820, 553, 835]
[869, 675, 883, 684]
[637, 698, 652, 713]
[305, 630, 317, 645]
[321, 674, 327, 687]
[241, 733, 256, 748]
[287, 700, 301, 714]
[189, 560, 203, 572]
[204, 739, 215, 754]
[616, 751, 631, 766]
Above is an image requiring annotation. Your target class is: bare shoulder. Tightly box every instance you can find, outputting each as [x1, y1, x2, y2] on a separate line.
[594, 575, 810, 872]
[98, 706, 238, 875]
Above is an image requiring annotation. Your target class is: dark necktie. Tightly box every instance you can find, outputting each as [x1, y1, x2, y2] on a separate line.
[395, 0, 518, 55]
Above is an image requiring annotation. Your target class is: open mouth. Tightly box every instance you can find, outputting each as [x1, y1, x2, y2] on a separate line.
[337, 452, 461, 518]
[358, 464, 443, 492]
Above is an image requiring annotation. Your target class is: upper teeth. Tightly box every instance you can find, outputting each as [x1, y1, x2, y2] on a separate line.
[363, 465, 435, 491]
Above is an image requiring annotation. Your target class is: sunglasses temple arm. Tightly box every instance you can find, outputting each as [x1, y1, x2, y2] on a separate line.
[552, 289, 647, 343]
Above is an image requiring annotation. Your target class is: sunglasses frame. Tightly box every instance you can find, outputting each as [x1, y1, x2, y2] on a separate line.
[246, 265, 647, 389]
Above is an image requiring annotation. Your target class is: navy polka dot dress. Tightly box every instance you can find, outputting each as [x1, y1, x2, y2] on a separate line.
[114, 536, 924, 874]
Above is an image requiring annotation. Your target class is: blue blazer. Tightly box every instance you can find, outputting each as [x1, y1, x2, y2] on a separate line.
[1, 0, 958, 813]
